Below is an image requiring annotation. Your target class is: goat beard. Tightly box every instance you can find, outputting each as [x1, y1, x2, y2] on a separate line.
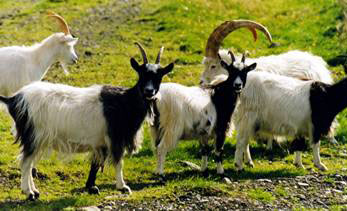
[60, 63, 70, 75]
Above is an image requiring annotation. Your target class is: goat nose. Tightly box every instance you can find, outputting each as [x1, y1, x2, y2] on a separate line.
[145, 87, 154, 94]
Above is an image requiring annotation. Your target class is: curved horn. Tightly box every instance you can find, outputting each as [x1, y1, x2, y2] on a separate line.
[155, 46, 164, 64]
[205, 20, 273, 58]
[228, 50, 236, 64]
[241, 51, 250, 63]
[134, 42, 148, 64]
[241, 52, 246, 63]
[47, 11, 70, 35]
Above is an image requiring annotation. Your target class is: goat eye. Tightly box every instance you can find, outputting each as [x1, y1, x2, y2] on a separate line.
[211, 65, 216, 69]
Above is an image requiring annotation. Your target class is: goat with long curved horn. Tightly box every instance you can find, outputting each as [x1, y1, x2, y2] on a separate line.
[205, 20, 273, 59]
[47, 11, 70, 35]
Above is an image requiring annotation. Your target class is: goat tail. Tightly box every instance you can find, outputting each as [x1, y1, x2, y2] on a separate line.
[0, 96, 10, 105]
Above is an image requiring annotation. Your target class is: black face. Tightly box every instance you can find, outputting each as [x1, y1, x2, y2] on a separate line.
[220, 60, 256, 93]
[130, 58, 174, 99]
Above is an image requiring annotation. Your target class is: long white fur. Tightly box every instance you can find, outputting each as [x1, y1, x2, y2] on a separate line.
[151, 82, 217, 175]
[12, 81, 142, 197]
[0, 33, 78, 96]
[201, 50, 333, 86]
[232, 71, 327, 171]
[203, 49, 337, 151]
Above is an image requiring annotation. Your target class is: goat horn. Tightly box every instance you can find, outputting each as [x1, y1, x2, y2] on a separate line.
[47, 11, 70, 35]
[228, 50, 236, 63]
[155, 46, 164, 64]
[205, 20, 273, 59]
[134, 42, 148, 64]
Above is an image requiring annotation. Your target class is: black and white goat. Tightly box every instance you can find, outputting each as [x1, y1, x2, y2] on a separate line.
[200, 20, 337, 150]
[0, 12, 78, 97]
[233, 69, 347, 171]
[151, 51, 256, 175]
[0, 43, 174, 200]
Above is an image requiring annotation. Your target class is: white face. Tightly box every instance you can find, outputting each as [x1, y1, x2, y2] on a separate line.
[233, 76, 243, 93]
[200, 57, 228, 86]
[59, 34, 78, 65]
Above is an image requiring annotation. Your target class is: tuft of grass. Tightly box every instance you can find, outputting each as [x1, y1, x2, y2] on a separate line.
[248, 188, 276, 203]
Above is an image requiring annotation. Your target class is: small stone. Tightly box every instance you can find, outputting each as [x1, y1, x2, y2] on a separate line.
[105, 195, 117, 200]
[297, 194, 306, 200]
[336, 181, 347, 186]
[179, 161, 201, 171]
[222, 177, 232, 184]
[78, 206, 100, 211]
[332, 189, 343, 193]
[298, 182, 309, 187]
[104, 206, 112, 210]
[257, 179, 272, 183]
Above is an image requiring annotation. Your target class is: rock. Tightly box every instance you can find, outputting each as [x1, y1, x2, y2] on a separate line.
[222, 177, 232, 184]
[332, 189, 343, 194]
[297, 194, 306, 200]
[179, 161, 201, 171]
[78, 206, 100, 211]
[103, 206, 112, 210]
[336, 181, 347, 186]
[105, 195, 117, 200]
[257, 179, 272, 183]
[298, 182, 309, 187]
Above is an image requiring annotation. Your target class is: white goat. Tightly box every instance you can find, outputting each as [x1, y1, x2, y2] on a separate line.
[233, 70, 347, 171]
[151, 52, 256, 176]
[0, 43, 174, 200]
[0, 12, 78, 97]
[200, 20, 336, 153]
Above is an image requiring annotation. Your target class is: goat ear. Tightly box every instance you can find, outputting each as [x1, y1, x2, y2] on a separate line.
[130, 58, 140, 72]
[161, 63, 174, 75]
[60, 36, 78, 44]
[245, 63, 257, 73]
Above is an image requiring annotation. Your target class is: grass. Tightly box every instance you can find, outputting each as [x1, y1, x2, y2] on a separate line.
[0, 0, 347, 209]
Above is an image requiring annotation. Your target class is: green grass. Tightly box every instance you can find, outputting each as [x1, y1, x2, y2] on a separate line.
[0, 0, 347, 209]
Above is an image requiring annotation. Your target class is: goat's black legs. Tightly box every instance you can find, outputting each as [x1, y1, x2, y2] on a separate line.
[85, 160, 101, 194]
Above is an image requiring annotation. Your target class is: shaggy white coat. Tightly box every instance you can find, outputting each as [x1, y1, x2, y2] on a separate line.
[201, 50, 333, 86]
[151, 82, 217, 175]
[233, 71, 326, 171]
[11, 81, 142, 197]
[0, 33, 78, 96]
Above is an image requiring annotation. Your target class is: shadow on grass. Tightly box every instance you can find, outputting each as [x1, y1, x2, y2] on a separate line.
[183, 141, 290, 161]
[70, 180, 164, 194]
[0, 197, 80, 210]
[161, 167, 301, 183]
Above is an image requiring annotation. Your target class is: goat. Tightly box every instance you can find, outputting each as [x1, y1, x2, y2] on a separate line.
[0, 43, 174, 200]
[200, 20, 337, 155]
[233, 70, 347, 171]
[201, 20, 333, 86]
[0, 12, 78, 97]
[150, 51, 256, 176]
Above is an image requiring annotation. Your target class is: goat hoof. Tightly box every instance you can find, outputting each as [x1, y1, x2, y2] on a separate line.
[34, 191, 40, 199]
[315, 164, 328, 171]
[27, 193, 36, 201]
[245, 161, 254, 168]
[88, 186, 100, 195]
[118, 186, 132, 194]
[157, 174, 166, 183]
[294, 163, 305, 169]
